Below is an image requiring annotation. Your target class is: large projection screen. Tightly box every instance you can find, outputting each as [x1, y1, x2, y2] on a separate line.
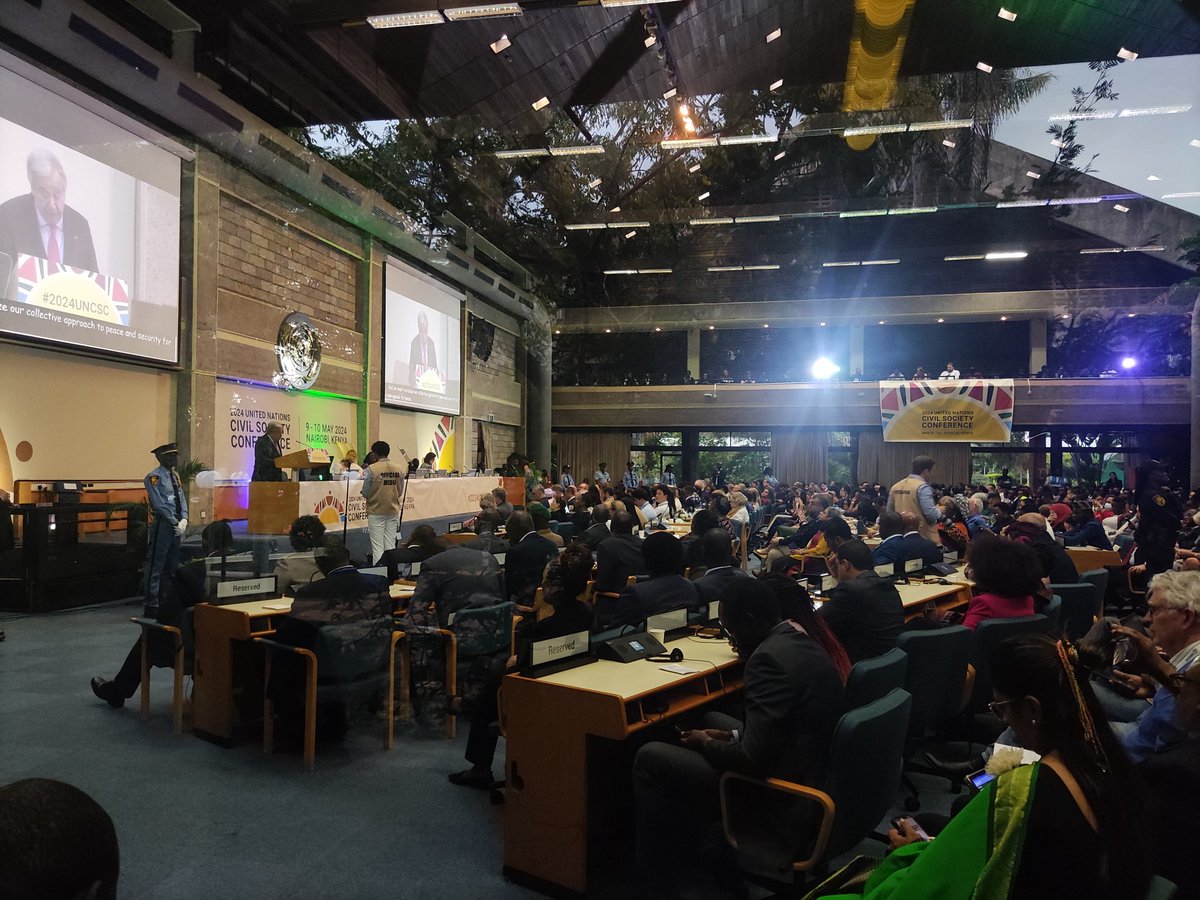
[0, 56, 183, 365]
[382, 259, 463, 415]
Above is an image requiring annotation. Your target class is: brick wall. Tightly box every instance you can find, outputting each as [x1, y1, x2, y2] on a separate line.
[216, 193, 358, 331]
[470, 313, 519, 381]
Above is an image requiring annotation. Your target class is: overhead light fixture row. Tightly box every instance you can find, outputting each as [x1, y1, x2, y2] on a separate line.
[495, 148, 549, 158]
[977, 62, 994, 73]
[445, 3, 523, 21]
[531, 96, 550, 111]
[735, 215, 781, 224]
[546, 144, 605, 156]
[607, 221, 650, 228]
[1163, 191, 1200, 199]
[690, 217, 733, 225]
[1113, 204, 1130, 212]
[490, 34, 511, 53]
[766, 28, 781, 43]
[564, 223, 606, 230]
[944, 254, 985, 261]
[770, 79, 783, 91]
[997, 7, 1017, 20]
[985, 251, 1028, 260]
[368, 11, 443, 28]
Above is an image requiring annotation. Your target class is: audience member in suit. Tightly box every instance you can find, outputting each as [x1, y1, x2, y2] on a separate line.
[1062, 502, 1114, 550]
[679, 509, 719, 577]
[818, 539, 904, 663]
[464, 508, 509, 554]
[1007, 515, 1079, 584]
[502, 511, 558, 605]
[633, 577, 844, 892]
[272, 515, 327, 596]
[607, 532, 701, 628]
[401, 539, 505, 630]
[378, 524, 449, 583]
[898, 510, 945, 568]
[871, 511, 908, 568]
[691, 527, 751, 606]
[450, 544, 595, 789]
[594, 511, 646, 595]
[91, 521, 234, 708]
[491, 487, 514, 521]
[526, 501, 564, 548]
[268, 537, 392, 740]
[579, 503, 611, 550]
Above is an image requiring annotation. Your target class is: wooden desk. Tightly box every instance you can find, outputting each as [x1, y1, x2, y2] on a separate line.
[812, 580, 972, 622]
[1065, 547, 1122, 572]
[193, 598, 293, 743]
[502, 635, 743, 894]
[193, 588, 413, 744]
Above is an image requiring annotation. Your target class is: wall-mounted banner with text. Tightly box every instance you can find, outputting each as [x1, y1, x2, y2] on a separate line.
[214, 380, 358, 481]
[879, 380, 1015, 443]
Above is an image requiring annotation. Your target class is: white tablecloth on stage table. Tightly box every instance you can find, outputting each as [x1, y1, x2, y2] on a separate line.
[298, 476, 503, 530]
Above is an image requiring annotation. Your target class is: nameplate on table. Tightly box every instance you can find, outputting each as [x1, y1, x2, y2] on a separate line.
[904, 557, 923, 575]
[874, 563, 896, 578]
[707, 599, 720, 623]
[647, 607, 689, 635]
[821, 574, 836, 592]
[216, 576, 277, 599]
[943, 551, 959, 563]
[530, 630, 590, 668]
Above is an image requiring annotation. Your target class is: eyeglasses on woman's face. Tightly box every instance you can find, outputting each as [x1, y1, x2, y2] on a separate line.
[988, 698, 1019, 720]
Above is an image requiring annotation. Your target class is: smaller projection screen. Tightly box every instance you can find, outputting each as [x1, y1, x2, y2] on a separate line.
[382, 259, 462, 415]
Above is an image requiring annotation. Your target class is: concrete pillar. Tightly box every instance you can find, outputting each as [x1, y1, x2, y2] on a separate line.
[526, 327, 552, 473]
[1029, 318, 1048, 375]
[687, 327, 701, 380]
[849, 324, 865, 376]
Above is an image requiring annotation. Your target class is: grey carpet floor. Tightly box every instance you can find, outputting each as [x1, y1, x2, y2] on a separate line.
[0, 602, 960, 899]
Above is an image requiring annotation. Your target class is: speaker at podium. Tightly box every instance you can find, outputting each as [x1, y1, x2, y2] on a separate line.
[248, 448, 332, 534]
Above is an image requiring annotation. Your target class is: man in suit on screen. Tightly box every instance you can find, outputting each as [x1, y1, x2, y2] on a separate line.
[408, 310, 438, 387]
[0, 149, 99, 298]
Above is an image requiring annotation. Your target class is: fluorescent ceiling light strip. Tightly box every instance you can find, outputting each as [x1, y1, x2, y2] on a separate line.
[743, 264, 781, 270]
[1119, 105, 1190, 117]
[602, 269, 637, 275]
[565, 223, 607, 230]
[1117, 47, 1138, 60]
[708, 266, 743, 272]
[1125, 245, 1165, 252]
[547, 145, 605, 156]
[977, 62, 994, 73]
[602, 0, 684, 5]
[490, 35, 511, 53]
[734, 215, 781, 224]
[531, 96, 550, 111]
[444, 3, 523, 20]
[770, 79, 784, 91]
[689, 217, 734, 225]
[495, 148, 549, 158]
[661, 137, 720, 149]
[368, 11, 444, 27]
[843, 124, 907, 136]
[861, 259, 900, 265]
[766, 28, 781, 42]
[1113, 204, 1130, 212]
[1190, 139, 1200, 149]
[1080, 248, 1122, 254]
[607, 221, 651, 228]
[1047, 196, 1102, 205]
[995, 200, 1048, 208]
[639, 268, 673, 274]
[839, 209, 889, 218]
[985, 251, 1028, 260]
[1163, 191, 1200, 199]
[1048, 111, 1117, 121]
[718, 134, 778, 145]
[908, 118, 974, 131]
[944, 254, 985, 261]
[822, 261, 860, 267]
[888, 206, 938, 215]
[997, 7, 1017, 21]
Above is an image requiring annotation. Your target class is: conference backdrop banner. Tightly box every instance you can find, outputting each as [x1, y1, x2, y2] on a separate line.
[301, 475, 505, 529]
[214, 380, 358, 480]
[879, 380, 1015, 442]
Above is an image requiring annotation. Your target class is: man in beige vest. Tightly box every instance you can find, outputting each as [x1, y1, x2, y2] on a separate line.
[361, 440, 406, 564]
[887, 455, 942, 545]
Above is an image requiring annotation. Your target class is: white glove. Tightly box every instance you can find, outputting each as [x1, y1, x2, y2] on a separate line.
[175, 518, 188, 536]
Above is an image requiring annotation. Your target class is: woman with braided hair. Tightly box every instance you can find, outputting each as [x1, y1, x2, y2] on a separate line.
[824, 633, 1151, 899]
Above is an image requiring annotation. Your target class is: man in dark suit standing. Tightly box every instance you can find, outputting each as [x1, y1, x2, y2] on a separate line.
[252, 421, 287, 482]
[819, 539, 904, 663]
[594, 510, 645, 594]
[0, 149, 98, 299]
[632, 577, 844, 891]
[408, 310, 438, 386]
[607, 532, 700, 628]
[502, 511, 557, 605]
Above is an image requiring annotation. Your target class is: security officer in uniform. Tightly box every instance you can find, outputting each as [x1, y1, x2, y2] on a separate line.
[1135, 459, 1183, 577]
[144, 442, 188, 612]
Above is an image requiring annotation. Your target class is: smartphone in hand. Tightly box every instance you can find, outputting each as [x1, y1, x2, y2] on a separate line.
[891, 816, 931, 842]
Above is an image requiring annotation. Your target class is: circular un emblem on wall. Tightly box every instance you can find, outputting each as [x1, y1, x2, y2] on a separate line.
[276, 312, 322, 390]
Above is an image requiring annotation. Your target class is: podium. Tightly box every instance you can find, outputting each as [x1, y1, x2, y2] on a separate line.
[247, 449, 331, 534]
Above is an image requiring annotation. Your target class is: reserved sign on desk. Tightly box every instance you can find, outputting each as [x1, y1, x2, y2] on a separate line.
[530, 630, 589, 667]
[216, 576, 277, 599]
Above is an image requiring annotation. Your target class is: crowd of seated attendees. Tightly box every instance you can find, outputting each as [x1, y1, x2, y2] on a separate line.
[79, 451, 1200, 897]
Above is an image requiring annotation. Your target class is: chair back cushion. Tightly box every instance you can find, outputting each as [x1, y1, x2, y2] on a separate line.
[844, 647, 908, 712]
[1049, 583, 1100, 640]
[895, 626, 972, 732]
[969, 614, 1049, 711]
[452, 602, 515, 658]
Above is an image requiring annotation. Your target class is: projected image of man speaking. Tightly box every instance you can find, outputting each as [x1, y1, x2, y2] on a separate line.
[0, 148, 98, 281]
[409, 309, 438, 387]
